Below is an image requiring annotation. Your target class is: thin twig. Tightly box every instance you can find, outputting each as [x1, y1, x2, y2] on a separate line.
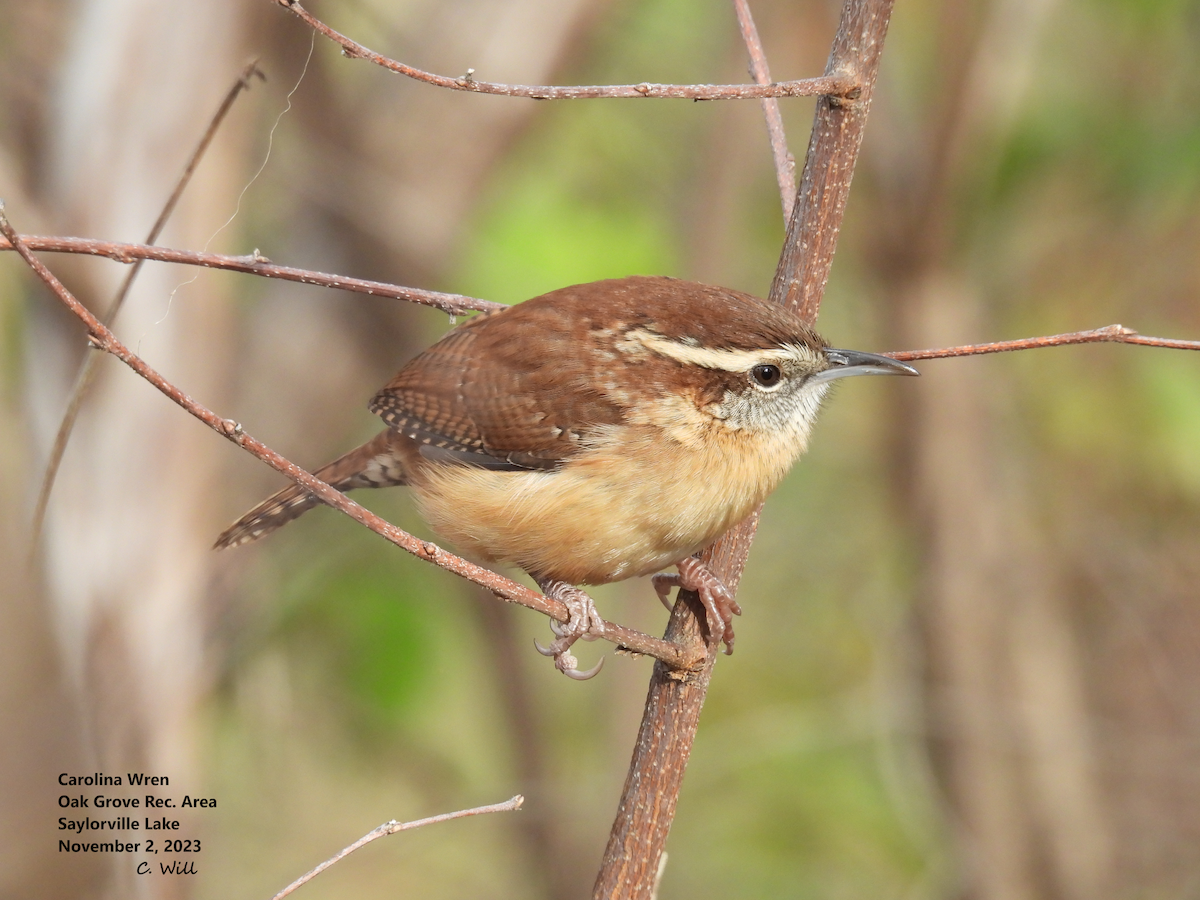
[274, 0, 856, 101]
[271, 795, 524, 900]
[7, 236, 1198, 360]
[32, 60, 266, 545]
[886, 324, 1200, 360]
[732, 0, 796, 222]
[0, 206, 696, 670]
[0, 235, 502, 315]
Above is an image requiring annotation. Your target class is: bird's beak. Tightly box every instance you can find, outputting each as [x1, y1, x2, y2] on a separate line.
[810, 348, 920, 385]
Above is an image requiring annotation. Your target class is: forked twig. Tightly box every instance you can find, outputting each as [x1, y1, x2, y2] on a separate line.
[274, 0, 856, 101]
[733, 0, 796, 221]
[32, 60, 266, 544]
[0, 207, 696, 670]
[271, 795, 523, 900]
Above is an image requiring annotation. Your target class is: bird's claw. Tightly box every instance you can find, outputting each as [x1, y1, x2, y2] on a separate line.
[532, 637, 605, 679]
[534, 578, 606, 679]
[563, 654, 605, 680]
[670, 557, 742, 654]
[652, 573, 680, 612]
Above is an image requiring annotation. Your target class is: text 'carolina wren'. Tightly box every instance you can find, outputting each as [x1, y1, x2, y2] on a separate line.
[216, 276, 917, 677]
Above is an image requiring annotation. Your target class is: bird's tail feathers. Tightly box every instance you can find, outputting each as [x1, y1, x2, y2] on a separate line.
[214, 430, 408, 549]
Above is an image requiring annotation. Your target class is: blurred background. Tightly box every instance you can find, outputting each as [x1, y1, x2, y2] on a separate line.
[2, 0, 1200, 898]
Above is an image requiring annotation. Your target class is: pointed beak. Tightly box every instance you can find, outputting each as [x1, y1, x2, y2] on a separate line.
[809, 348, 920, 385]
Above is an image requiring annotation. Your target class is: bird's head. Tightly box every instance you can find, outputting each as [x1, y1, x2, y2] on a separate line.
[579, 277, 918, 447]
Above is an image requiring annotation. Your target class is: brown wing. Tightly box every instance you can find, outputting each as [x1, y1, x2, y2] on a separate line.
[369, 303, 626, 470]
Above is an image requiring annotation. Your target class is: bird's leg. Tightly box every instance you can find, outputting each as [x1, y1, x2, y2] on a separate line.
[662, 556, 742, 654]
[532, 578, 606, 680]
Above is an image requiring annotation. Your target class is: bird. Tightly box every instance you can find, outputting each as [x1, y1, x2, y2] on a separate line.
[215, 276, 917, 677]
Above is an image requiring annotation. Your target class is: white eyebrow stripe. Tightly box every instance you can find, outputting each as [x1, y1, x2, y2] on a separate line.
[631, 330, 813, 371]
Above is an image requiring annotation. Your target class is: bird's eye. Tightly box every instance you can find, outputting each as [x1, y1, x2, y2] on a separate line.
[750, 364, 782, 388]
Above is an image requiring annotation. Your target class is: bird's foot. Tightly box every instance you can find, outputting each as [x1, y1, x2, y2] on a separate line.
[657, 557, 742, 654]
[533, 578, 606, 680]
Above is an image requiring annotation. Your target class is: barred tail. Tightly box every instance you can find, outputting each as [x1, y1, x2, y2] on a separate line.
[214, 430, 409, 549]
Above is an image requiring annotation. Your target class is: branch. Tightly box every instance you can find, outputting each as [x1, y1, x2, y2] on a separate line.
[9, 236, 1197, 360]
[32, 60, 265, 545]
[887, 324, 1200, 360]
[772, 0, 895, 322]
[592, 509, 759, 900]
[732, 0, 796, 222]
[0, 235, 502, 315]
[271, 795, 524, 900]
[595, 3, 897, 897]
[274, 0, 856, 101]
[0, 207, 695, 670]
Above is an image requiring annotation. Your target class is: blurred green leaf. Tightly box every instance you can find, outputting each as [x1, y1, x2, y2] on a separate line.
[277, 552, 436, 724]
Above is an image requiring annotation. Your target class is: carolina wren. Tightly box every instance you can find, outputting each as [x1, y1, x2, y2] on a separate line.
[216, 276, 917, 676]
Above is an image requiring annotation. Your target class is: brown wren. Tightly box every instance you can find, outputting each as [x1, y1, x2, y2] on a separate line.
[215, 276, 917, 677]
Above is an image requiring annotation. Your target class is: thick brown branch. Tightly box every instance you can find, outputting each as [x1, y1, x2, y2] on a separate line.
[887, 324, 1200, 360]
[772, 0, 896, 322]
[275, 0, 855, 101]
[595, 3, 897, 897]
[271, 795, 523, 900]
[0, 234, 502, 315]
[733, 0, 796, 221]
[0, 208, 694, 670]
[593, 509, 760, 899]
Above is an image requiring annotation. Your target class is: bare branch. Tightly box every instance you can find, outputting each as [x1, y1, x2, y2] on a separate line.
[887, 324, 1200, 360]
[9, 235, 1196, 362]
[592, 512, 758, 900]
[274, 0, 856, 101]
[772, 1, 895, 323]
[32, 60, 266, 545]
[1118, 334, 1200, 351]
[271, 795, 524, 900]
[732, 0, 796, 222]
[0, 207, 695, 670]
[0, 235, 502, 315]
[595, 3, 897, 896]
